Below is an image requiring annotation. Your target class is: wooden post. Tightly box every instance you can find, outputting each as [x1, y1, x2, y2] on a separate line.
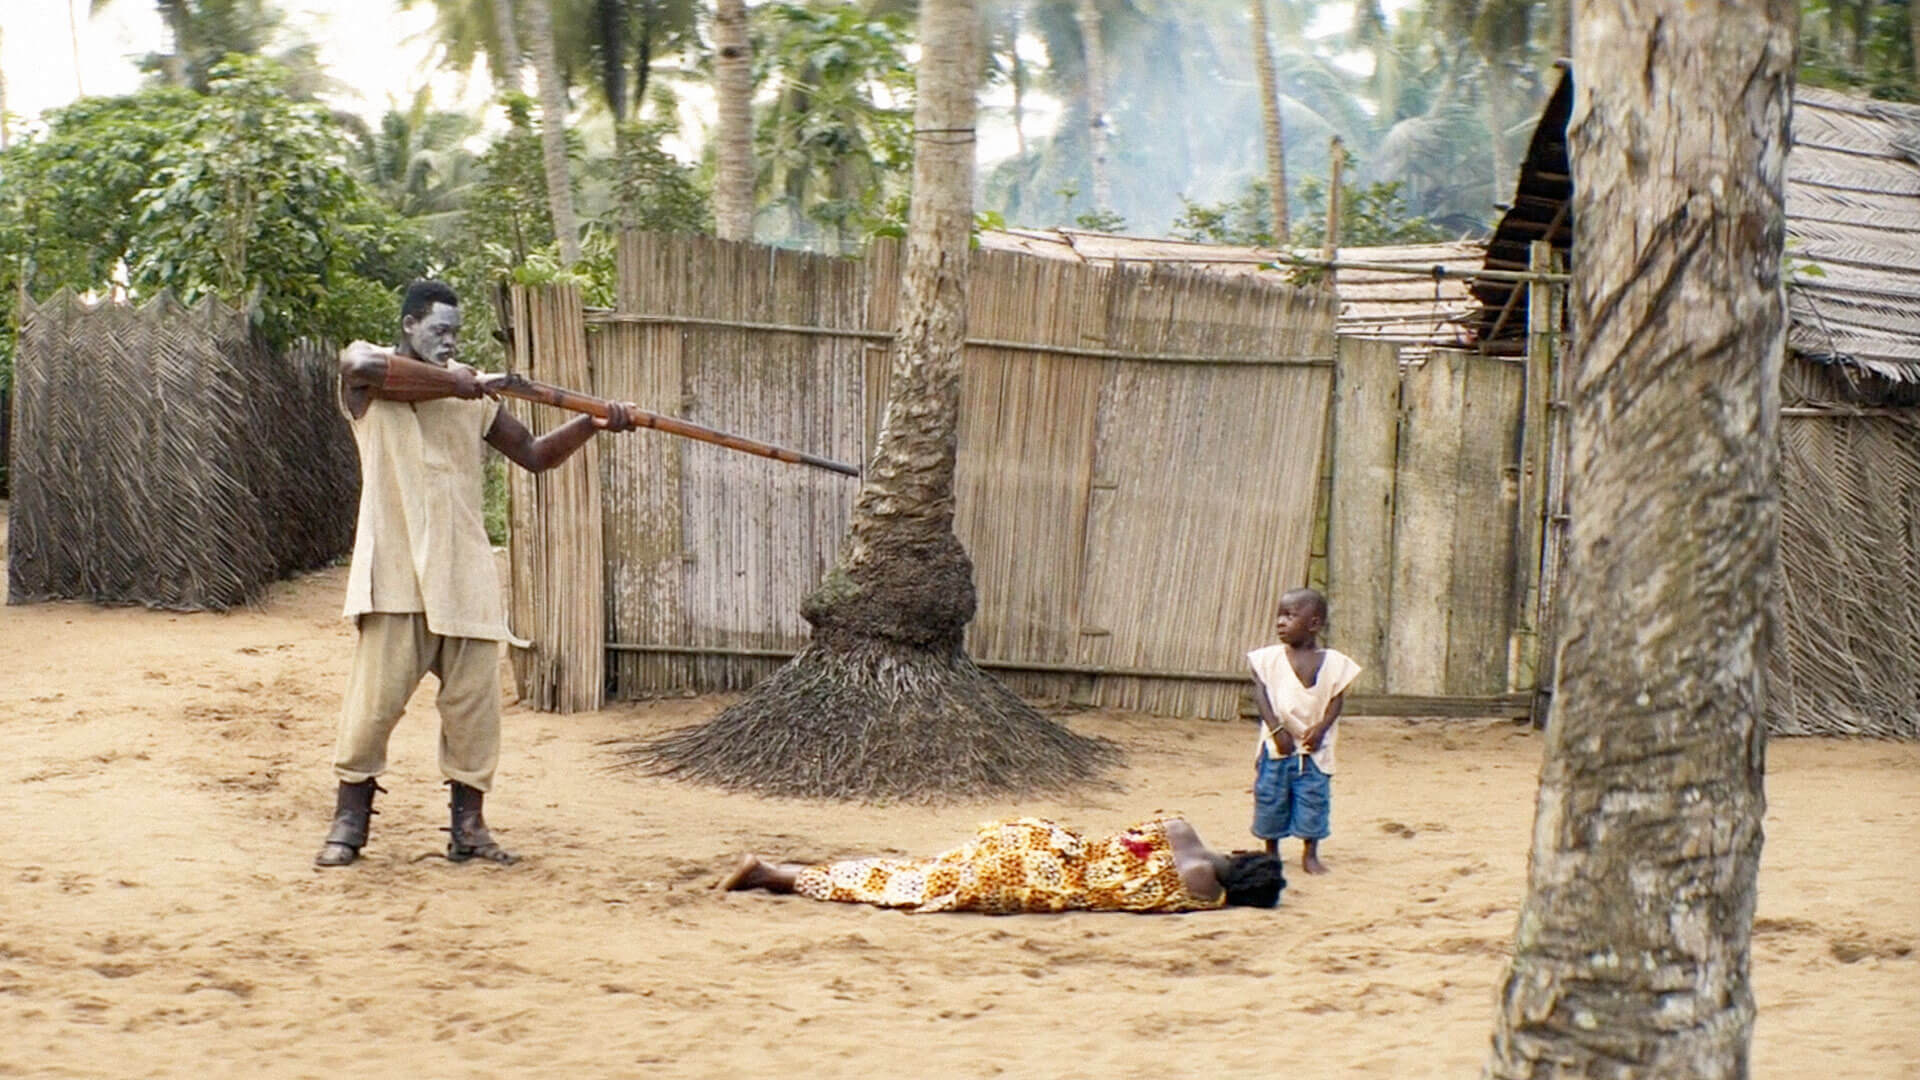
[1324, 337, 1400, 692]
[1507, 241, 1556, 691]
[1321, 136, 1344, 291]
[1527, 244, 1569, 724]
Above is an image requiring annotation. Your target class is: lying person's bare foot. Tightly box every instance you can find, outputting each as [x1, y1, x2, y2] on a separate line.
[718, 854, 764, 891]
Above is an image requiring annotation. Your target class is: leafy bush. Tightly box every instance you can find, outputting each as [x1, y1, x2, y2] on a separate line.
[0, 58, 423, 391]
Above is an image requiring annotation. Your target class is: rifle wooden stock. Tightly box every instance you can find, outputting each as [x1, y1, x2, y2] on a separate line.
[488, 372, 861, 478]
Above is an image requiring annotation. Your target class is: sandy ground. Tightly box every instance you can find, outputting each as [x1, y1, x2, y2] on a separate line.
[3, 526, 1917, 1078]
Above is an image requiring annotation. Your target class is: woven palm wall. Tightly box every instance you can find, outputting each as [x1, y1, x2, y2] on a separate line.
[1773, 361, 1920, 737]
[7, 291, 356, 610]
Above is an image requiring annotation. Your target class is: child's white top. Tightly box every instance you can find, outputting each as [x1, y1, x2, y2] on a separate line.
[1247, 644, 1362, 774]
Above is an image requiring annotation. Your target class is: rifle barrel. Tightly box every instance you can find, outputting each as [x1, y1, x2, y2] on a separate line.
[492, 376, 861, 478]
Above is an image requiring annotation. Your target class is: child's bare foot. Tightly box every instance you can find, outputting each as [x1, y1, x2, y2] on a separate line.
[718, 854, 764, 890]
[1302, 840, 1329, 874]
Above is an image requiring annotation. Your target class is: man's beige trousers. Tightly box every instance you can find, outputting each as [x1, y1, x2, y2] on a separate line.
[333, 613, 502, 791]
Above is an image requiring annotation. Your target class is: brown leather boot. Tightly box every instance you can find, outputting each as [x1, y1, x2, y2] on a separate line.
[446, 781, 517, 865]
[314, 779, 383, 867]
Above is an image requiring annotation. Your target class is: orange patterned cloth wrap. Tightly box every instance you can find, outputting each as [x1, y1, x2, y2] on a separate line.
[792, 817, 1225, 914]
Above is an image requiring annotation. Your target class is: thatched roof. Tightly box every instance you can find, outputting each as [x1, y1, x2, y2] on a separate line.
[977, 227, 1481, 356]
[1474, 70, 1920, 382]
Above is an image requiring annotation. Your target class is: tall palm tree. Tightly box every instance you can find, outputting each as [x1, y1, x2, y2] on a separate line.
[712, 0, 754, 240]
[1484, 0, 1793, 1073]
[632, 0, 1116, 801]
[349, 89, 483, 239]
[1249, 0, 1288, 241]
[492, 0, 522, 89]
[1074, 0, 1112, 212]
[1, 22, 12, 149]
[524, 0, 583, 264]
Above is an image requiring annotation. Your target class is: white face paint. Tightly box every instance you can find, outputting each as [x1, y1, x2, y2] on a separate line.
[402, 301, 462, 365]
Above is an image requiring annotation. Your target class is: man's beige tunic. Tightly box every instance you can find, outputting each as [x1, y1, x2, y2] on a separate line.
[334, 379, 511, 790]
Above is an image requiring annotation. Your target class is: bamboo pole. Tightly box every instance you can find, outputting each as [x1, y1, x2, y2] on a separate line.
[1508, 240, 1555, 691]
[1321, 136, 1344, 292]
[1528, 245, 1570, 726]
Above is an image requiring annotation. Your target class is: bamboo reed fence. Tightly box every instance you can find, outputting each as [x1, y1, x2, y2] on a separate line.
[569, 232, 1338, 719]
[505, 283, 605, 714]
[7, 291, 355, 610]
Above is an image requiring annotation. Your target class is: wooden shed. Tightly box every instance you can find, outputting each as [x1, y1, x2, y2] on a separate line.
[1474, 70, 1920, 737]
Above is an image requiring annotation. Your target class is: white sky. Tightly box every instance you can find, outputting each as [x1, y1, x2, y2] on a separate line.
[1, 2, 1378, 161]
[1, 0, 493, 133]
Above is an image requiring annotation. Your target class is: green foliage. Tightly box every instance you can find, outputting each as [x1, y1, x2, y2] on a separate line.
[461, 94, 563, 264]
[345, 91, 483, 241]
[608, 118, 712, 233]
[1291, 176, 1450, 248]
[1800, 0, 1917, 101]
[0, 58, 422, 392]
[753, 1, 915, 251]
[1171, 181, 1278, 247]
[1171, 173, 1448, 251]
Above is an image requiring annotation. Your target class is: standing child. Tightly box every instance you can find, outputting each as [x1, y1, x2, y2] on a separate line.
[1248, 587, 1361, 875]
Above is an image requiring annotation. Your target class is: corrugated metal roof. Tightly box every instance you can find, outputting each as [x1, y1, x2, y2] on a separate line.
[1475, 71, 1920, 381]
[976, 228, 1482, 358]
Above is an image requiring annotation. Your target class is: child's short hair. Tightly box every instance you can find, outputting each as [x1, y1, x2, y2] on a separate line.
[1221, 852, 1287, 907]
[1280, 586, 1328, 621]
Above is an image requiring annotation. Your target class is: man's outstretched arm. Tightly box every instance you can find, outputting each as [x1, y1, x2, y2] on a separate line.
[485, 406, 637, 473]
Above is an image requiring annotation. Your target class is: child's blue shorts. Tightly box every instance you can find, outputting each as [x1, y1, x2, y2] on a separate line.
[1252, 750, 1331, 840]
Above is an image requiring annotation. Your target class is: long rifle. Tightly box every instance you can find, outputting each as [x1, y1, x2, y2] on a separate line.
[482, 371, 861, 478]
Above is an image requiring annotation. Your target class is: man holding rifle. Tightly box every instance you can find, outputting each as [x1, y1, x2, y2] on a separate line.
[314, 279, 639, 869]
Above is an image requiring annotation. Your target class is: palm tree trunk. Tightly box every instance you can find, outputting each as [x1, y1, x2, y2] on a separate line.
[525, 0, 582, 265]
[1075, 0, 1113, 214]
[492, 0, 522, 91]
[67, 0, 88, 95]
[1249, 0, 1289, 242]
[1010, 10, 1028, 159]
[1483, 0, 1794, 1075]
[628, 0, 1116, 802]
[847, 0, 977, 565]
[713, 0, 755, 242]
[1485, 67, 1511, 208]
[0, 23, 10, 150]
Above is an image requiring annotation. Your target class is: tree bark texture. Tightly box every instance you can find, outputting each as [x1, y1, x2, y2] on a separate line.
[491, 0, 523, 91]
[1074, 0, 1113, 214]
[818, 0, 981, 649]
[1484, 2, 1795, 1078]
[627, 0, 1116, 801]
[713, 0, 755, 242]
[1248, 0, 1289, 241]
[526, 0, 583, 265]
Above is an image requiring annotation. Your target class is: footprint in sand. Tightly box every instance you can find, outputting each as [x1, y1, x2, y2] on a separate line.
[1827, 934, 1914, 963]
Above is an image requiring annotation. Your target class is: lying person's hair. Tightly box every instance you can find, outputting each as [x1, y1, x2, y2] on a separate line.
[1221, 852, 1287, 908]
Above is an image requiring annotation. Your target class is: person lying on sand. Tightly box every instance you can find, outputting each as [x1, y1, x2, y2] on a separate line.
[720, 816, 1284, 913]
